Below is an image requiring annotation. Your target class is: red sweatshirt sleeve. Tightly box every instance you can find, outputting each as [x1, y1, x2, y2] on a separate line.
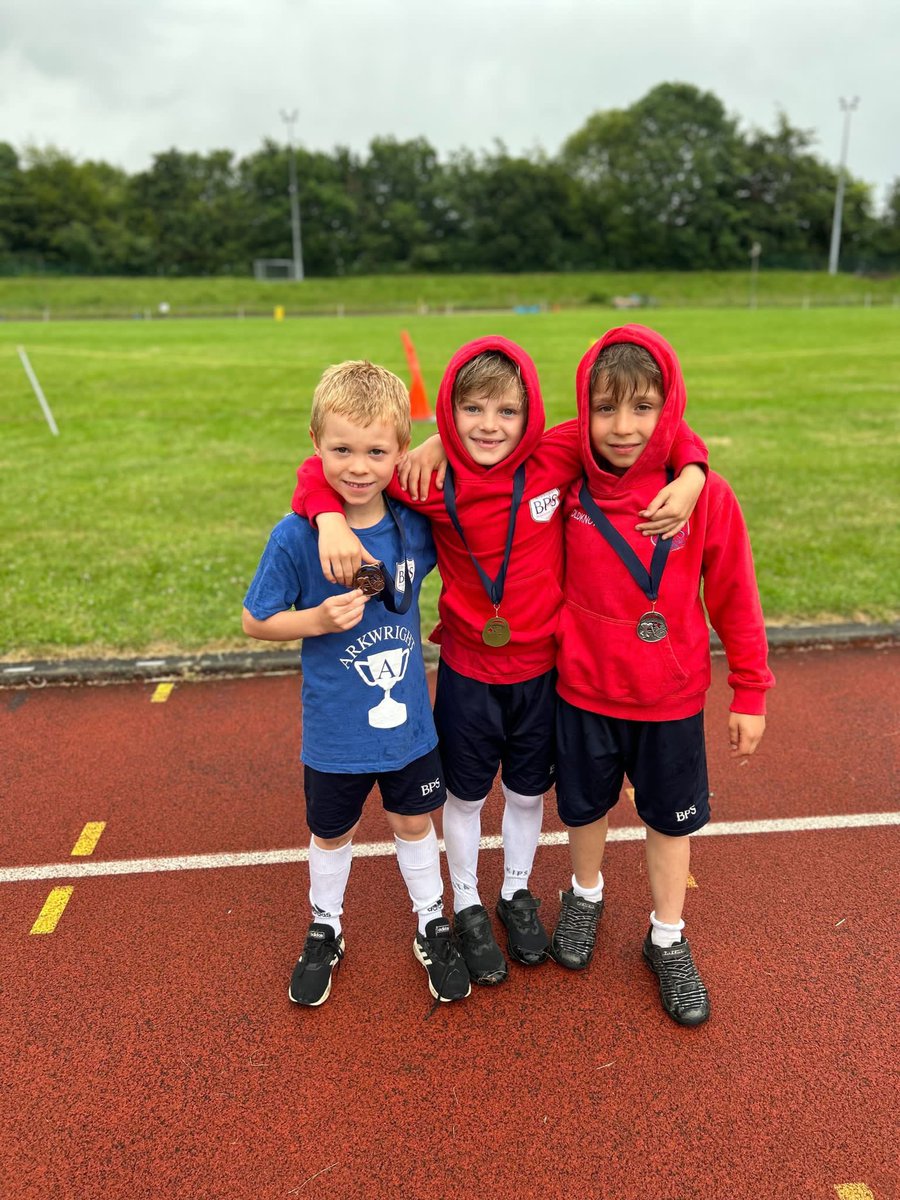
[291, 456, 343, 523]
[702, 479, 775, 714]
[670, 421, 709, 475]
[291, 456, 441, 523]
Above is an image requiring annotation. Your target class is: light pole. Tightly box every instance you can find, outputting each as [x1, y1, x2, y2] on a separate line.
[827, 96, 859, 276]
[749, 241, 762, 309]
[279, 108, 304, 281]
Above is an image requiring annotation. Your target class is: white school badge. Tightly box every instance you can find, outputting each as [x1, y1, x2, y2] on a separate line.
[529, 488, 560, 523]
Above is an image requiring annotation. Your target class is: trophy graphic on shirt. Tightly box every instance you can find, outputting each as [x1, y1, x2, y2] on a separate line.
[354, 646, 410, 729]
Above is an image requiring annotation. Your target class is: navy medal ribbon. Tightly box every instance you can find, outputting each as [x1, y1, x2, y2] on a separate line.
[444, 463, 526, 646]
[577, 472, 673, 642]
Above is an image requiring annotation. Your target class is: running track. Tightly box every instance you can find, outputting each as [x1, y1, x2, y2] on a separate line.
[1, 642, 897, 1200]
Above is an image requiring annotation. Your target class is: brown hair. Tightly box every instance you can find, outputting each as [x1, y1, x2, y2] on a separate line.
[590, 343, 663, 404]
[310, 360, 411, 447]
[452, 351, 526, 409]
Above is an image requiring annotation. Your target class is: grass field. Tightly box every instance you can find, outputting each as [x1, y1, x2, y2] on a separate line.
[1, 306, 898, 659]
[1, 269, 898, 320]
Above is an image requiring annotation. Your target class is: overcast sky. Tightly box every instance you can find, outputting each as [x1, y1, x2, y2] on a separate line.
[3, 0, 897, 208]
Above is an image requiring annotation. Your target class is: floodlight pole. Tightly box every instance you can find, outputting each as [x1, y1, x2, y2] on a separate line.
[280, 108, 305, 282]
[827, 96, 859, 276]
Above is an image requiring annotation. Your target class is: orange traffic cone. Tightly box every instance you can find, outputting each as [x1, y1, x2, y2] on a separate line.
[400, 330, 434, 421]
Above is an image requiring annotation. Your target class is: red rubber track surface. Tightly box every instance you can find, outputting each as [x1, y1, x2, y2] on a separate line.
[1, 644, 897, 1200]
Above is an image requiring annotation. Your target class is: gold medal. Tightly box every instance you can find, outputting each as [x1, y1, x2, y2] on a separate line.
[483, 616, 511, 647]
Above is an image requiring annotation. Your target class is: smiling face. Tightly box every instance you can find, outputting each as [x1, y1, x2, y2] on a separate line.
[311, 412, 405, 527]
[453, 383, 527, 467]
[589, 377, 664, 474]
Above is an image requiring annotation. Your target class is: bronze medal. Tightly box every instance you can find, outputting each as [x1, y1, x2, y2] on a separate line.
[482, 616, 511, 647]
[353, 563, 386, 596]
[636, 611, 668, 643]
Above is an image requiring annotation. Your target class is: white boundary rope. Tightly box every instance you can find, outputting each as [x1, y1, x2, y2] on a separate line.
[17, 345, 59, 436]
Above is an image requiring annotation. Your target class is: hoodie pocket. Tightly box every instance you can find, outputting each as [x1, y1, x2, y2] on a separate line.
[557, 599, 689, 706]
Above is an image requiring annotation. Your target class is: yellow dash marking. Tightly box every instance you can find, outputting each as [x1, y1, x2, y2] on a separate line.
[626, 787, 636, 808]
[71, 822, 106, 857]
[151, 683, 174, 703]
[686, 873, 698, 889]
[835, 1186, 876, 1200]
[30, 887, 74, 935]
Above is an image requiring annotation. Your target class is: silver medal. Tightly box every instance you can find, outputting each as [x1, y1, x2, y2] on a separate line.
[636, 611, 668, 642]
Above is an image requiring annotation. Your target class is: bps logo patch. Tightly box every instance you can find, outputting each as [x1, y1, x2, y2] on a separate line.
[529, 488, 560, 523]
[651, 520, 691, 551]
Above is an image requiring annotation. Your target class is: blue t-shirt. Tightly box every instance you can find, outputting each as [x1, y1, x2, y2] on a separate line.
[244, 502, 438, 774]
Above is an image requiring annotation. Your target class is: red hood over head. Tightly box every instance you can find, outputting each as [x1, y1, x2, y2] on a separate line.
[436, 335, 545, 479]
[576, 324, 687, 493]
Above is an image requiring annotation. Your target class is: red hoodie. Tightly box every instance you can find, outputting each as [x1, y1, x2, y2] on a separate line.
[556, 324, 774, 721]
[292, 335, 708, 686]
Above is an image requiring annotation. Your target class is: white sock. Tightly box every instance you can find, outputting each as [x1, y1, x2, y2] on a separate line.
[308, 838, 353, 937]
[499, 783, 544, 900]
[650, 910, 685, 948]
[442, 792, 487, 913]
[394, 826, 444, 935]
[572, 872, 604, 904]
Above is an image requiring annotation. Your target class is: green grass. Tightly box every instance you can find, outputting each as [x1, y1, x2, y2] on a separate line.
[0, 269, 898, 320]
[1, 306, 898, 659]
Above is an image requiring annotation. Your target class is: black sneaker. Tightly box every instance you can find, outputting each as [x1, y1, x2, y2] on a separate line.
[551, 888, 604, 970]
[642, 930, 711, 1027]
[414, 916, 471, 1003]
[496, 889, 550, 966]
[288, 922, 344, 1007]
[454, 904, 508, 985]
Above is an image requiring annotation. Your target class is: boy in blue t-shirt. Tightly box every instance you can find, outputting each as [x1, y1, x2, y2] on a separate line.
[243, 360, 470, 1009]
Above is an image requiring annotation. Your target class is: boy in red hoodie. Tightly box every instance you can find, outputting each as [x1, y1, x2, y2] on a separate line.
[292, 336, 708, 986]
[550, 325, 774, 1027]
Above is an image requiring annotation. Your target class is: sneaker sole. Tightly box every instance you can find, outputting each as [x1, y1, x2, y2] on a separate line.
[288, 980, 332, 1007]
[642, 946, 711, 1027]
[413, 938, 471, 1001]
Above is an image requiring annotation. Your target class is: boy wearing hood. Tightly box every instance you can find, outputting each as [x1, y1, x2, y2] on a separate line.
[291, 336, 708, 987]
[551, 325, 774, 1027]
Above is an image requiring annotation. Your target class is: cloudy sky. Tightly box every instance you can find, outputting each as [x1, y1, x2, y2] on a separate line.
[3, 0, 897, 207]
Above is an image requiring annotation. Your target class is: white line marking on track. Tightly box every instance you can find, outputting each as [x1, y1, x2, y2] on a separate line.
[1, 811, 897, 886]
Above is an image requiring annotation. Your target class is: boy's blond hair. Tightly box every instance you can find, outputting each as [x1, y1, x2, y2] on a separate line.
[452, 351, 526, 408]
[590, 343, 663, 404]
[310, 360, 411, 447]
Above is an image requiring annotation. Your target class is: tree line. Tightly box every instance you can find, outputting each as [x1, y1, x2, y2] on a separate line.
[1, 83, 898, 278]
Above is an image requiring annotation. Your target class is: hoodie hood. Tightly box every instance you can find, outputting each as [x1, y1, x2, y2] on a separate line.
[576, 324, 687, 495]
[436, 335, 545, 479]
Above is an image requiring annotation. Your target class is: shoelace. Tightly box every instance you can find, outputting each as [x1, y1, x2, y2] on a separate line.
[304, 936, 343, 967]
[656, 946, 707, 1005]
[554, 900, 598, 954]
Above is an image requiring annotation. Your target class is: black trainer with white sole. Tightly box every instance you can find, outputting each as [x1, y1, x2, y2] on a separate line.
[289, 922, 345, 1007]
[413, 916, 471, 1003]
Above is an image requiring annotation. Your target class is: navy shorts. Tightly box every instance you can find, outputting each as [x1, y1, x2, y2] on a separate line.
[555, 698, 710, 836]
[433, 661, 556, 802]
[303, 746, 445, 840]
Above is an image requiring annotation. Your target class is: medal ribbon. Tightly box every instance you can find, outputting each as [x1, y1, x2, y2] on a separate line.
[378, 496, 413, 615]
[577, 471, 673, 608]
[443, 464, 526, 610]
